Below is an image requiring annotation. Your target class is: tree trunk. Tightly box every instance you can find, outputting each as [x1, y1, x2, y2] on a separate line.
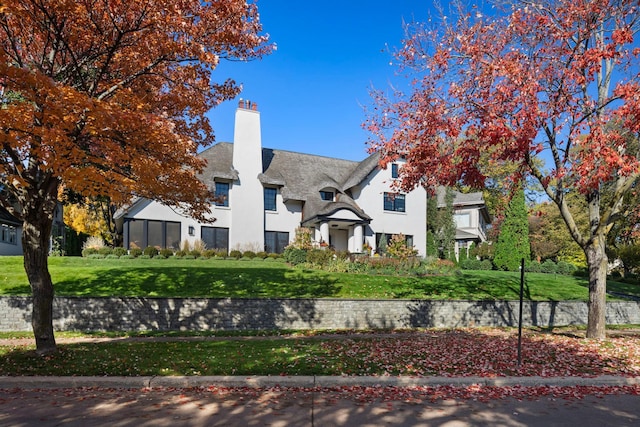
[585, 236, 608, 339]
[22, 206, 57, 355]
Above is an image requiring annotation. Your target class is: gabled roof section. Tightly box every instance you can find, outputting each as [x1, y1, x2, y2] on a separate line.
[301, 193, 371, 226]
[198, 143, 239, 182]
[341, 151, 381, 192]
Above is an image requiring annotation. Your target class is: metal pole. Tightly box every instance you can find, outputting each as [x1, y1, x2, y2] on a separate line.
[517, 257, 525, 369]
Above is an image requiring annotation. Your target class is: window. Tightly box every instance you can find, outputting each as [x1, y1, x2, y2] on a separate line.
[128, 219, 145, 250]
[265, 231, 289, 254]
[125, 219, 181, 250]
[1, 224, 17, 245]
[214, 182, 229, 207]
[383, 192, 405, 212]
[391, 163, 399, 178]
[454, 213, 470, 228]
[201, 227, 229, 252]
[147, 220, 163, 249]
[320, 190, 334, 201]
[264, 187, 277, 211]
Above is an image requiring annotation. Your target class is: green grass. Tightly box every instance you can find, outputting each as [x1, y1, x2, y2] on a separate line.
[0, 256, 637, 300]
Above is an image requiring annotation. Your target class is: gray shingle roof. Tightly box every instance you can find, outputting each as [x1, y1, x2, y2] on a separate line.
[0, 206, 20, 225]
[199, 142, 376, 222]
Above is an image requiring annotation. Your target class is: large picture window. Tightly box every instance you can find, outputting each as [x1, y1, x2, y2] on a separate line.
[265, 231, 289, 254]
[201, 226, 229, 252]
[125, 219, 181, 250]
[214, 182, 230, 207]
[383, 192, 405, 212]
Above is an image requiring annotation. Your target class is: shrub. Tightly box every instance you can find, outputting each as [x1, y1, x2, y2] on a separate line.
[159, 248, 174, 258]
[143, 246, 159, 257]
[82, 235, 105, 251]
[387, 234, 418, 260]
[202, 249, 216, 259]
[283, 247, 307, 265]
[306, 248, 334, 266]
[256, 251, 268, 259]
[105, 254, 120, 259]
[138, 254, 151, 259]
[87, 253, 105, 259]
[556, 261, 577, 276]
[229, 250, 242, 259]
[541, 259, 557, 274]
[119, 254, 134, 259]
[192, 239, 207, 253]
[460, 258, 482, 270]
[242, 250, 257, 259]
[268, 253, 280, 259]
[189, 249, 201, 258]
[480, 259, 493, 270]
[214, 249, 228, 258]
[129, 248, 143, 258]
[98, 247, 113, 256]
[526, 261, 542, 273]
[289, 227, 313, 250]
[82, 248, 98, 257]
[425, 258, 458, 275]
[113, 247, 128, 257]
[174, 250, 186, 258]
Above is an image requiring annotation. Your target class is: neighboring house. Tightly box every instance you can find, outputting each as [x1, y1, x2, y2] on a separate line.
[0, 204, 65, 256]
[437, 187, 491, 260]
[115, 100, 428, 256]
[0, 206, 21, 255]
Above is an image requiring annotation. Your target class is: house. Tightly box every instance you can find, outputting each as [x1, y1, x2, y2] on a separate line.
[437, 187, 491, 260]
[114, 100, 428, 256]
[0, 204, 65, 256]
[0, 206, 21, 255]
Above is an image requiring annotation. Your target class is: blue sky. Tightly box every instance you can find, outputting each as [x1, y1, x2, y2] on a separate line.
[207, 1, 434, 161]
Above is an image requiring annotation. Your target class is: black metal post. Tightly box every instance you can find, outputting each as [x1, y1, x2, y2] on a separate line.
[517, 257, 525, 369]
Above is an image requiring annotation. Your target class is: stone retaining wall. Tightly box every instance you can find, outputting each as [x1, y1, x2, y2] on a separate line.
[1, 297, 639, 332]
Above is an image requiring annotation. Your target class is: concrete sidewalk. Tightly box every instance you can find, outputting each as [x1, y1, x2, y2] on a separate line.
[1, 376, 639, 427]
[1, 374, 639, 389]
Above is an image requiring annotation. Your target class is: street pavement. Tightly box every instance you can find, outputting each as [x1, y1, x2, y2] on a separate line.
[1, 375, 639, 426]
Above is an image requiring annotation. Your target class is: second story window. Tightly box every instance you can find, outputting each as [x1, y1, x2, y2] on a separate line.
[320, 190, 334, 201]
[391, 163, 399, 178]
[214, 182, 229, 207]
[384, 192, 405, 212]
[264, 187, 277, 211]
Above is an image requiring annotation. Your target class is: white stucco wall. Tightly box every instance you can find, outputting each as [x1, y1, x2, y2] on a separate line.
[351, 163, 427, 257]
[264, 194, 301, 241]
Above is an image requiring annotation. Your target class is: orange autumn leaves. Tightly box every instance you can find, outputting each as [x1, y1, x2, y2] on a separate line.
[0, 0, 272, 219]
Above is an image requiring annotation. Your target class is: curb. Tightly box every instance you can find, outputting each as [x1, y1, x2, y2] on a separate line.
[1, 375, 639, 390]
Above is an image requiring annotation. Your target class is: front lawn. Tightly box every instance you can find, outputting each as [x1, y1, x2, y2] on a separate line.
[0, 256, 636, 300]
[1, 328, 639, 377]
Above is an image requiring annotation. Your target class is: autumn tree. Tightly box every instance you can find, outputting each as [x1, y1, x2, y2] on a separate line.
[0, 0, 271, 354]
[366, 0, 640, 338]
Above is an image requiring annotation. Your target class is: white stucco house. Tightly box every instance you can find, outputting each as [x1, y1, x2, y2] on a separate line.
[114, 100, 428, 256]
[0, 204, 65, 256]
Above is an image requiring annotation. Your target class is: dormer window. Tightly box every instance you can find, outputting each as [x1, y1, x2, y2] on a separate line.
[320, 190, 334, 201]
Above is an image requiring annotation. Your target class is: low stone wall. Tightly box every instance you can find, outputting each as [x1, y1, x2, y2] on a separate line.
[1, 297, 639, 332]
